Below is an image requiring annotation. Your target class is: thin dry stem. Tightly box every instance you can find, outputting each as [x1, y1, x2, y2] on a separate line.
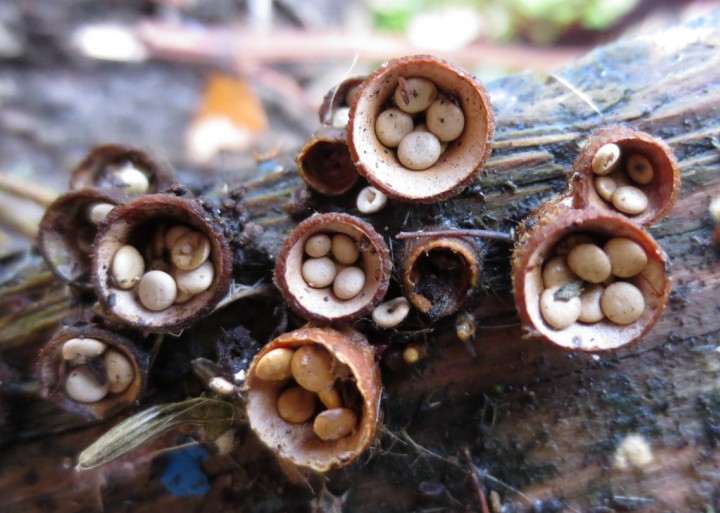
[0, 173, 58, 206]
[396, 229, 513, 242]
[0, 202, 39, 239]
[138, 23, 584, 71]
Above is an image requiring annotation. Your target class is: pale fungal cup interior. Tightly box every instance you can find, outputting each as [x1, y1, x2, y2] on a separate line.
[93, 198, 228, 331]
[349, 58, 492, 201]
[522, 219, 668, 351]
[283, 221, 383, 319]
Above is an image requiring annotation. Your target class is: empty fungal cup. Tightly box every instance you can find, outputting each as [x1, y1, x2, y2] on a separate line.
[401, 235, 483, 319]
[297, 127, 358, 196]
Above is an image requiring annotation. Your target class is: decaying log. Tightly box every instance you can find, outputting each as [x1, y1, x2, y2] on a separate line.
[2, 11, 720, 513]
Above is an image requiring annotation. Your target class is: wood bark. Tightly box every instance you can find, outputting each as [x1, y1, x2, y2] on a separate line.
[2, 11, 720, 513]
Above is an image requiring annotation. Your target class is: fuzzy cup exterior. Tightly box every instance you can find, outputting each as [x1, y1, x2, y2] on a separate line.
[38, 325, 148, 420]
[512, 198, 670, 352]
[572, 126, 680, 226]
[401, 235, 482, 319]
[244, 327, 381, 472]
[38, 188, 127, 288]
[274, 213, 391, 324]
[297, 126, 358, 196]
[92, 194, 232, 332]
[69, 144, 175, 194]
[318, 76, 366, 125]
[348, 55, 494, 203]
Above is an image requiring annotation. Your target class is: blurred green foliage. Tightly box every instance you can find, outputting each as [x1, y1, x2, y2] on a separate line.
[370, 0, 639, 44]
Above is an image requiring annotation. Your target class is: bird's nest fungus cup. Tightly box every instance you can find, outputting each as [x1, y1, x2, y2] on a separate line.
[401, 235, 483, 320]
[348, 55, 494, 203]
[244, 327, 381, 472]
[39, 188, 127, 288]
[38, 325, 148, 420]
[297, 126, 358, 196]
[70, 144, 175, 196]
[318, 76, 365, 127]
[572, 126, 680, 226]
[512, 198, 670, 352]
[92, 194, 232, 332]
[274, 213, 391, 324]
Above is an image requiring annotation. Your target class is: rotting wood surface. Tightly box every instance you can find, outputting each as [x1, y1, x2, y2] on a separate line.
[2, 12, 720, 513]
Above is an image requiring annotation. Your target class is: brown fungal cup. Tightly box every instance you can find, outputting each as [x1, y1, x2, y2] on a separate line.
[245, 327, 381, 472]
[297, 126, 358, 196]
[348, 55, 494, 203]
[70, 144, 175, 196]
[38, 325, 148, 419]
[92, 194, 232, 332]
[512, 198, 670, 352]
[318, 76, 366, 125]
[401, 235, 482, 319]
[38, 189, 127, 288]
[274, 213, 391, 324]
[572, 126, 680, 225]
